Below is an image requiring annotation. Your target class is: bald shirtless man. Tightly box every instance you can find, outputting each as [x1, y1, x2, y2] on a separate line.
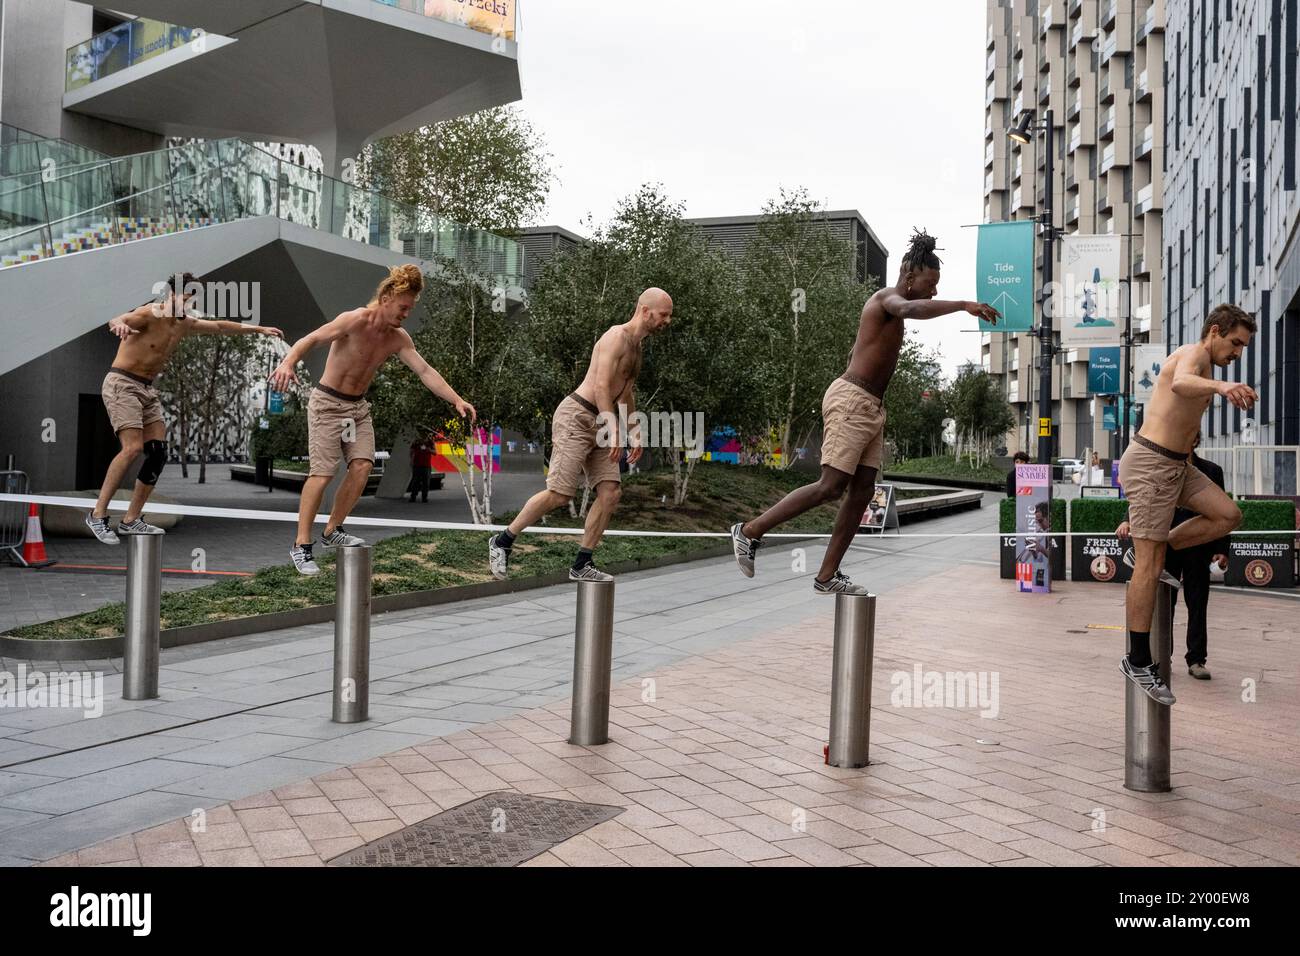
[1116, 303, 1256, 705]
[269, 265, 476, 575]
[731, 230, 1000, 593]
[488, 288, 674, 582]
[85, 273, 284, 543]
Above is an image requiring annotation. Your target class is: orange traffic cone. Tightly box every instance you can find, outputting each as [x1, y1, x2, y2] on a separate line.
[21, 503, 56, 568]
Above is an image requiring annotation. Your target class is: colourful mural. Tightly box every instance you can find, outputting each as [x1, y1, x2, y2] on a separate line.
[433, 426, 501, 473]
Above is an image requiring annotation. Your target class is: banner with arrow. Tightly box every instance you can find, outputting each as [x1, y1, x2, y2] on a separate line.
[1087, 346, 1121, 394]
[976, 221, 1035, 333]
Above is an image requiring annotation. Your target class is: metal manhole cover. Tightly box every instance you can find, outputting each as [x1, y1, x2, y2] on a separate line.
[328, 792, 623, 868]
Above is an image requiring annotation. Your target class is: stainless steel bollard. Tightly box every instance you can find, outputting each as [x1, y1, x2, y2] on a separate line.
[332, 545, 371, 723]
[569, 579, 615, 746]
[827, 592, 876, 769]
[122, 534, 163, 701]
[1124, 580, 1173, 792]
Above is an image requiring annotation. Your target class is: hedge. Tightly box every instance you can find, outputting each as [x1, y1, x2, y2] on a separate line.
[998, 496, 1067, 534]
[1068, 497, 1296, 533]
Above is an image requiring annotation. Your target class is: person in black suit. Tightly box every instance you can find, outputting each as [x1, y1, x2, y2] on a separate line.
[1118, 431, 1228, 679]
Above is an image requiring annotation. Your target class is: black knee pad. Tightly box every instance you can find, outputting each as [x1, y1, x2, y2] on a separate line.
[138, 440, 167, 486]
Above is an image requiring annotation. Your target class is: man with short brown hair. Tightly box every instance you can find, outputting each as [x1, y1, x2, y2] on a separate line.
[1117, 303, 1257, 705]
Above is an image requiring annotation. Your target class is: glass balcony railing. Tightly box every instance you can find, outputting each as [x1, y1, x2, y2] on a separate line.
[374, 0, 517, 41]
[66, 18, 201, 92]
[0, 138, 525, 287]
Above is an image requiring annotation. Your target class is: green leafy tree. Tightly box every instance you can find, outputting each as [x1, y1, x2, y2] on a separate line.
[739, 189, 877, 468]
[355, 106, 553, 235]
[884, 333, 949, 461]
[946, 363, 1016, 468]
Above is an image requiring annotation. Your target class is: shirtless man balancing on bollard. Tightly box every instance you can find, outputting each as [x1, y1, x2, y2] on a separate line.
[730, 230, 1000, 593]
[1116, 304, 1256, 705]
[86, 273, 284, 543]
[270, 265, 476, 575]
[488, 288, 673, 582]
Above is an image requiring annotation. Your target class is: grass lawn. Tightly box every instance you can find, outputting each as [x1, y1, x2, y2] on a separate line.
[10, 463, 946, 641]
[886, 455, 1008, 483]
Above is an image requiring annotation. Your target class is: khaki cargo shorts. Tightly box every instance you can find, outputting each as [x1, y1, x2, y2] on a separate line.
[307, 388, 375, 476]
[546, 395, 620, 497]
[1118, 439, 1217, 541]
[102, 371, 163, 434]
[819, 376, 886, 474]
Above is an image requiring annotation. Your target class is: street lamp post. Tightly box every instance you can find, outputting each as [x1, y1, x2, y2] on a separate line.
[1009, 108, 1058, 466]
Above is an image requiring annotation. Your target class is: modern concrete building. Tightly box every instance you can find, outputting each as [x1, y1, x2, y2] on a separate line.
[983, 0, 1166, 458]
[0, 0, 525, 491]
[688, 210, 890, 288]
[1164, 0, 1300, 494]
[518, 224, 585, 287]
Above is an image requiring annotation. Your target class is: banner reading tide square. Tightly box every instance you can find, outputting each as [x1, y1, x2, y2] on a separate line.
[976, 221, 1035, 333]
[1015, 464, 1054, 593]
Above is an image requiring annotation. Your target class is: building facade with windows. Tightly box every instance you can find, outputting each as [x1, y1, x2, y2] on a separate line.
[1164, 0, 1300, 494]
[984, 0, 1166, 459]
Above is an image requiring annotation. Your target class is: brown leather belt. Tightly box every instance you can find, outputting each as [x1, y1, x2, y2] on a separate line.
[1134, 433, 1191, 462]
[567, 392, 599, 415]
[109, 366, 155, 386]
[317, 383, 366, 402]
[839, 371, 884, 402]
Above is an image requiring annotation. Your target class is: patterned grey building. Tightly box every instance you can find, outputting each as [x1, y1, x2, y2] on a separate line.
[1164, 0, 1300, 493]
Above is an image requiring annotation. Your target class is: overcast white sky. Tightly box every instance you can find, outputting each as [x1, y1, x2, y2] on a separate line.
[516, 0, 989, 376]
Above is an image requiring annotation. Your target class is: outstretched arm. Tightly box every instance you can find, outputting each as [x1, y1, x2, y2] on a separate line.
[186, 318, 284, 340]
[880, 292, 1000, 324]
[396, 334, 477, 422]
[1171, 348, 1257, 409]
[269, 312, 357, 391]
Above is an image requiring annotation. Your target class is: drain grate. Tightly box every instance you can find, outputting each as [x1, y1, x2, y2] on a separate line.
[328, 792, 623, 868]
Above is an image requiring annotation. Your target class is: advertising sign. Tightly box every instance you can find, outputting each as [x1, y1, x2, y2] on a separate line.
[1059, 235, 1123, 347]
[1015, 463, 1053, 593]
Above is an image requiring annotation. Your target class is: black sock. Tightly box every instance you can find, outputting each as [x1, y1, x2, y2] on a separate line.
[1128, 631, 1152, 668]
[296, 542, 313, 554]
[573, 547, 593, 571]
[498, 529, 516, 550]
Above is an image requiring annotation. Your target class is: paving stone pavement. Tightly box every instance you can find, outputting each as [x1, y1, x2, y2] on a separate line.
[4, 495, 1298, 867]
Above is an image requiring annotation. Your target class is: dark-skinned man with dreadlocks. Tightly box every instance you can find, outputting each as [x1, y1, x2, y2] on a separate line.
[730, 230, 1001, 593]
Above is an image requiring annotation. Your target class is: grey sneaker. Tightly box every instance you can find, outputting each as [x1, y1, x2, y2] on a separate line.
[1120, 658, 1176, 705]
[1188, 662, 1212, 680]
[85, 513, 120, 544]
[731, 522, 759, 578]
[116, 517, 164, 535]
[1121, 547, 1182, 589]
[569, 564, 613, 582]
[320, 526, 365, 548]
[290, 545, 320, 576]
[813, 571, 868, 595]
[488, 534, 510, 580]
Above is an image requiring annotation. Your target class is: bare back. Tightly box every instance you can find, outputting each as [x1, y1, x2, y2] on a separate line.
[112, 305, 189, 378]
[844, 288, 907, 398]
[1138, 343, 1214, 454]
[574, 325, 642, 408]
[320, 308, 408, 394]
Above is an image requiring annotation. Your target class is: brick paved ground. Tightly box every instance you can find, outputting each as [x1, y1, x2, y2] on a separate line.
[32, 560, 1299, 868]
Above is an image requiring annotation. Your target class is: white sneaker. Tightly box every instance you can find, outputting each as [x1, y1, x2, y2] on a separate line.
[85, 513, 120, 544]
[291, 545, 320, 576]
[320, 526, 365, 548]
[569, 563, 613, 582]
[813, 571, 869, 595]
[488, 534, 510, 580]
[116, 517, 164, 535]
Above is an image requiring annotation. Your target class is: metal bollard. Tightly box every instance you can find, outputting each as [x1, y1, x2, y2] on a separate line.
[1124, 580, 1173, 792]
[827, 592, 876, 769]
[122, 534, 163, 701]
[569, 579, 615, 746]
[332, 545, 371, 723]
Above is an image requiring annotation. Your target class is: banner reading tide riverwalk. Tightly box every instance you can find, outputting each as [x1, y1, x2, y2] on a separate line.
[976, 221, 1035, 332]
